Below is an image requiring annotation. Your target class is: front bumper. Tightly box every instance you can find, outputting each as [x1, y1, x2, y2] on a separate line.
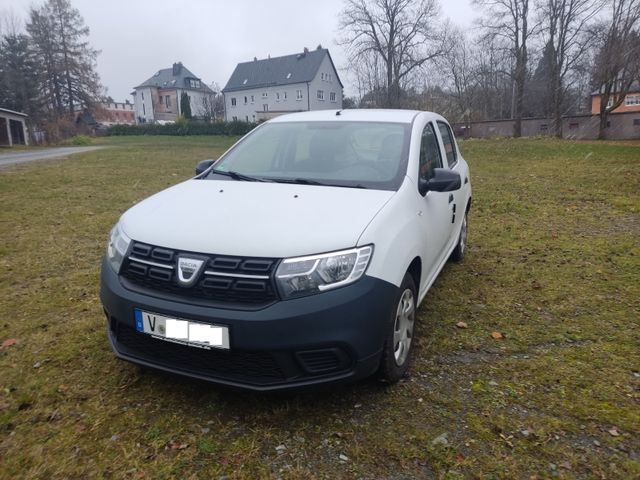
[100, 258, 398, 391]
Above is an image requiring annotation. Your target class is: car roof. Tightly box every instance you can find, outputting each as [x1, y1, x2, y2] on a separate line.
[268, 109, 441, 125]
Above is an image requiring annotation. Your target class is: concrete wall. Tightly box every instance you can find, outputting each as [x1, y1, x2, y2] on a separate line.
[454, 112, 640, 140]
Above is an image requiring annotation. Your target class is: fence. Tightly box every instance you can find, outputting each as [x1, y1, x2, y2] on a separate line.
[452, 112, 640, 140]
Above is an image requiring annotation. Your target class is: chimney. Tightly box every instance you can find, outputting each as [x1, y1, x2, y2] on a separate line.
[253, 57, 257, 61]
[172, 62, 182, 75]
[316, 44, 322, 50]
[303, 47, 309, 54]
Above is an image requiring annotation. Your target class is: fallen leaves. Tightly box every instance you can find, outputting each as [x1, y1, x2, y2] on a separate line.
[165, 440, 189, 451]
[490, 331, 504, 340]
[608, 427, 621, 437]
[1, 338, 18, 349]
[456, 321, 468, 329]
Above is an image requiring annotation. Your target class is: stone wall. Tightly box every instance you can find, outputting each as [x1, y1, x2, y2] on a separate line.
[453, 112, 640, 140]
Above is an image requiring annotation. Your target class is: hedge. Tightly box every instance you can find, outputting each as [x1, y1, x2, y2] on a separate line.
[106, 121, 258, 137]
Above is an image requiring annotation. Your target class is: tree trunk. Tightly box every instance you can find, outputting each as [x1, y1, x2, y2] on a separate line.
[513, 54, 525, 138]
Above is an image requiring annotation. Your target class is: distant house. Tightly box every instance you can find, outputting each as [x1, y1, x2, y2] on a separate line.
[133, 62, 215, 123]
[98, 101, 135, 125]
[222, 46, 343, 122]
[76, 101, 135, 129]
[0, 107, 28, 146]
[591, 81, 640, 114]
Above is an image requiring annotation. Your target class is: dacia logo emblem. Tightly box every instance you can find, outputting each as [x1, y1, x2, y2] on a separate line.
[177, 256, 205, 286]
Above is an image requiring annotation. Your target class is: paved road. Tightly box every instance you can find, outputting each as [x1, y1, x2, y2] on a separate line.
[0, 146, 104, 168]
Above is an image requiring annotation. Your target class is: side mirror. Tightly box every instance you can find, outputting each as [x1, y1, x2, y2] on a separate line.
[195, 159, 215, 176]
[419, 168, 461, 195]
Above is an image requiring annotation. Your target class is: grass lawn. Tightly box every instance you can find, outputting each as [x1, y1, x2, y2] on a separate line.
[0, 135, 638, 479]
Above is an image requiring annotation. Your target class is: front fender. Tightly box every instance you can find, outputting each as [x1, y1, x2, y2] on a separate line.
[358, 177, 424, 289]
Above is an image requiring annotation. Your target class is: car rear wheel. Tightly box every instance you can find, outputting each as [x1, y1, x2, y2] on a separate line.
[450, 213, 468, 262]
[378, 272, 416, 383]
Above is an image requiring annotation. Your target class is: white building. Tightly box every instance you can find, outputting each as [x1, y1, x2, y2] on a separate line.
[133, 62, 215, 123]
[222, 46, 343, 122]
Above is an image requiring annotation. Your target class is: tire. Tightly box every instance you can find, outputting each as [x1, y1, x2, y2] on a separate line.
[450, 212, 468, 262]
[378, 272, 417, 383]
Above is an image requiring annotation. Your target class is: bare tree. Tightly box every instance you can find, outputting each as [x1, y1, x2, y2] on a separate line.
[539, 0, 604, 137]
[475, 0, 535, 136]
[591, 0, 640, 138]
[201, 83, 225, 122]
[339, 0, 447, 108]
[439, 29, 478, 126]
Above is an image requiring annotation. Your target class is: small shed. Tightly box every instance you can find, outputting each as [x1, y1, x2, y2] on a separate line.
[0, 107, 29, 146]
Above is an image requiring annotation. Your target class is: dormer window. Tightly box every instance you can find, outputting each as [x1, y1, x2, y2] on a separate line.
[243, 79, 248, 85]
[286, 73, 292, 79]
[189, 79, 201, 89]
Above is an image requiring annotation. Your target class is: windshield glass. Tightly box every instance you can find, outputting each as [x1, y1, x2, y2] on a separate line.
[208, 121, 410, 190]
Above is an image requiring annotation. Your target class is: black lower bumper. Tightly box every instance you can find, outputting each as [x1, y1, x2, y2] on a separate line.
[100, 258, 398, 391]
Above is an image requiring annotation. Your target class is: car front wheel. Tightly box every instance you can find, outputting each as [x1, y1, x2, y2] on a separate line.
[450, 213, 468, 262]
[378, 272, 416, 383]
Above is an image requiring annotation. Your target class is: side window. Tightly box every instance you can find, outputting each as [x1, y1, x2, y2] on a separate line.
[437, 121, 457, 167]
[419, 123, 442, 181]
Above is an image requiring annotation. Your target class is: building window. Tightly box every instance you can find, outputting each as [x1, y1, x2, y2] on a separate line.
[262, 92, 268, 98]
[286, 73, 292, 79]
[321, 73, 324, 80]
[243, 78, 248, 85]
[633, 118, 640, 126]
[296, 89, 303, 100]
[263, 104, 268, 112]
[231, 97, 237, 107]
[569, 122, 579, 130]
[625, 94, 640, 106]
[317, 90, 324, 101]
[276, 92, 280, 102]
[330, 92, 336, 102]
[607, 97, 615, 108]
[189, 79, 201, 89]
[232, 116, 238, 121]
[245, 115, 249, 122]
[283, 91, 287, 100]
[142, 104, 145, 115]
[251, 95, 255, 103]
[165, 96, 171, 108]
[141, 92, 144, 101]
[244, 96, 248, 105]
[540, 124, 548, 132]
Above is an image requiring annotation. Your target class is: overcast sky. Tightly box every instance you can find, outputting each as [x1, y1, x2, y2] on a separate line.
[1, 0, 477, 101]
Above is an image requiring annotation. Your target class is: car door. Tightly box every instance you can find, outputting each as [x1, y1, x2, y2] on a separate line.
[416, 122, 455, 287]
[436, 121, 465, 244]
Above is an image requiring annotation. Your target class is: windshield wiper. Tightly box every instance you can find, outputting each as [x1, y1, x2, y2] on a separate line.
[270, 177, 326, 186]
[210, 170, 268, 182]
[270, 178, 368, 189]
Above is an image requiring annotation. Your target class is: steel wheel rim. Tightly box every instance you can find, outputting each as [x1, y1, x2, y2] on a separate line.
[393, 288, 415, 366]
[460, 215, 467, 253]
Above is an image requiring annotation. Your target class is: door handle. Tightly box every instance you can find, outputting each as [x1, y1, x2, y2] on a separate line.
[448, 193, 454, 203]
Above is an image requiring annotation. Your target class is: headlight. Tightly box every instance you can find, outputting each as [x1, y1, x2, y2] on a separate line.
[275, 245, 373, 298]
[106, 222, 131, 273]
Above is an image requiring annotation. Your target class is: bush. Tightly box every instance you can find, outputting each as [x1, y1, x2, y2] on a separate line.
[70, 135, 92, 145]
[106, 120, 257, 137]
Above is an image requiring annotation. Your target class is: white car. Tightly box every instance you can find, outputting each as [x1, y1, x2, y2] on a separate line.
[100, 109, 472, 391]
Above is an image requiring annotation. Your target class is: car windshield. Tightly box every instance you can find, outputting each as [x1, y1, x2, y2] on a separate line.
[207, 121, 410, 190]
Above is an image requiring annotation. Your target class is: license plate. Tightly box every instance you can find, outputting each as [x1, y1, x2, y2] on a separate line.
[134, 309, 230, 350]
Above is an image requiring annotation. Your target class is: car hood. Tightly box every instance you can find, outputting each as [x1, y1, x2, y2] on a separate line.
[120, 179, 396, 258]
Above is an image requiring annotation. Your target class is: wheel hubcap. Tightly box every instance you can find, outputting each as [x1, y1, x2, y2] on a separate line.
[460, 216, 467, 253]
[393, 289, 415, 366]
